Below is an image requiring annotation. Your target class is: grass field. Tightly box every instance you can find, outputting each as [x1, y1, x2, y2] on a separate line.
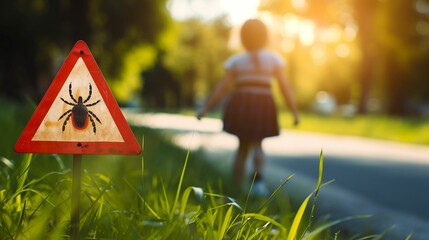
[0, 99, 409, 239]
[280, 113, 429, 146]
[1, 128, 338, 239]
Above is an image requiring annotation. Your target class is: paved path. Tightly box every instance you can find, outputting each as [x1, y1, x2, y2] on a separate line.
[126, 112, 429, 239]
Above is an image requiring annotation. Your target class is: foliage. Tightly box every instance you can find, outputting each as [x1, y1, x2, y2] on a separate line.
[0, 104, 380, 239]
[160, 18, 232, 108]
[0, 0, 170, 102]
[111, 45, 157, 104]
[0, 100, 34, 160]
[259, 0, 429, 115]
[278, 112, 429, 145]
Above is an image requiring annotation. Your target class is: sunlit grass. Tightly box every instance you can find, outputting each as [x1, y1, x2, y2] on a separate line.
[1, 136, 374, 239]
[282, 112, 429, 145]
[0, 100, 392, 239]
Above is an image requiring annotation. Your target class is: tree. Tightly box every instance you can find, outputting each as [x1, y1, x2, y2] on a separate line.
[376, 0, 429, 115]
[141, 51, 181, 109]
[259, 0, 429, 115]
[161, 18, 232, 107]
[0, 0, 170, 102]
[352, 0, 378, 114]
[260, 0, 373, 112]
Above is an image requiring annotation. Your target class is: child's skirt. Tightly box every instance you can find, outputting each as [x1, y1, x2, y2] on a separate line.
[223, 87, 279, 141]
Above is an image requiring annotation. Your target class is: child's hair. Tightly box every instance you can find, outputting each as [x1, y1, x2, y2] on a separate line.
[240, 19, 268, 51]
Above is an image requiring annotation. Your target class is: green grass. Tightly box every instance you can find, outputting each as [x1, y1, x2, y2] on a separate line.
[281, 113, 429, 145]
[0, 99, 393, 239]
[1, 135, 373, 239]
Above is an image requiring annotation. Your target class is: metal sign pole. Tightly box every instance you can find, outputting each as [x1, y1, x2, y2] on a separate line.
[71, 154, 82, 240]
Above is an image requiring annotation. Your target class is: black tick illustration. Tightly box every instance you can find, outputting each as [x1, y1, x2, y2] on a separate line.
[58, 82, 102, 133]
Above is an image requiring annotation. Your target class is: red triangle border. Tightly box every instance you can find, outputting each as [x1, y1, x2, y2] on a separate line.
[14, 40, 141, 155]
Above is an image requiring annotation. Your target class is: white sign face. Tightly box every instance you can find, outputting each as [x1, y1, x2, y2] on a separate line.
[32, 58, 124, 142]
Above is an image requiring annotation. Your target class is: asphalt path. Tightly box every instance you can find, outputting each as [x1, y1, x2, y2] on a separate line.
[126, 112, 429, 239]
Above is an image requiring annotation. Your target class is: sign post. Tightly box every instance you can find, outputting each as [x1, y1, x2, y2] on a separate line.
[15, 40, 141, 239]
[71, 154, 82, 239]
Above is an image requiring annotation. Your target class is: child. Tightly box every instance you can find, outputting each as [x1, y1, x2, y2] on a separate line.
[197, 19, 299, 196]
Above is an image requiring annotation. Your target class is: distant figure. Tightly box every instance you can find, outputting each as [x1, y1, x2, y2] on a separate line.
[197, 19, 299, 196]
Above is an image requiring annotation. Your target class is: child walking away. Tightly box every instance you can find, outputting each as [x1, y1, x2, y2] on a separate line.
[197, 19, 299, 196]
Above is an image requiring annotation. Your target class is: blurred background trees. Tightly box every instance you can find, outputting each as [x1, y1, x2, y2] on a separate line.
[1, 0, 428, 116]
[260, 0, 429, 116]
[0, 0, 169, 102]
[160, 18, 231, 108]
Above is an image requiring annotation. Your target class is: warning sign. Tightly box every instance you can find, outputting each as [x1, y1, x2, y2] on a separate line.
[14, 40, 141, 155]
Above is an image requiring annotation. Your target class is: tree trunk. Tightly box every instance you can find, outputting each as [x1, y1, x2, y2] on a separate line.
[354, 0, 377, 114]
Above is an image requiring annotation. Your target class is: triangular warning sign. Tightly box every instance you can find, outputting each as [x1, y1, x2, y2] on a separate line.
[15, 40, 141, 155]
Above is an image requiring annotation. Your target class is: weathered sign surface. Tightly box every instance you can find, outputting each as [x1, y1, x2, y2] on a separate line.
[15, 40, 141, 155]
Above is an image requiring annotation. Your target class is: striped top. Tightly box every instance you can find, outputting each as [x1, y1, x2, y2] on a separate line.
[224, 49, 285, 92]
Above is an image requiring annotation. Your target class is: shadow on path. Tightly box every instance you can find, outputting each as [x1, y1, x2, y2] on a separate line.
[270, 154, 429, 221]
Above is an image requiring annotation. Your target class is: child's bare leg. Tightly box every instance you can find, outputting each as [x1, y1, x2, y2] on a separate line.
[252, 141, 265, 181]
[249, 140, 269, 196]
[233, 139, 251, 187]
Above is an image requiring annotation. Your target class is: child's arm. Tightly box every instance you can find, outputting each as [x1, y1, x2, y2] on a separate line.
[197, 71, 234, 120]
[275, 69, 300, 126]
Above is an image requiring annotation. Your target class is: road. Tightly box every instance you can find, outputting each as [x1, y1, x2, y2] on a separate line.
[126, 112, 429, 239]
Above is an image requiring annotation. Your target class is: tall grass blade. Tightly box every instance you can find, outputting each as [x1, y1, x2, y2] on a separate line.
[180, 186, 204, 215]
[257, 174, 295, 212]
[242, 213, 287, 231]
[316, 150, 324, 195]
[141, 135, 145, 186]
[79, 204, 102, 238]
[139, 135, 145, 221]
[24, 170, 69, 190]
[309, 151, 323, 216]
[218, 205, 234, 240]
[300, 150, 325, 239]
[243, 172, 257, 214]
[16, 154, 32, 191]
[124, 179, 161, 219]
[28, 192, 53, 221]
[170, 133, 194, 220]
[14, 200, 26, 239]
[287, 193, 311, 240]
[0, 157, 14, 168]
[247, 222, 269, 240]
[226, 197, 242, 211]
[303, 215, 372, 239]
[81, 179, 109, 220]
[0, 157, 14, 189]
[50, 154, 65, 171]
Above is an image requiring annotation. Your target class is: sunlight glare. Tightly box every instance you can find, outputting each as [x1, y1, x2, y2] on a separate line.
[335, 43, 350, 58]
[416, 0, 429, 14]
[299, 20, 315, 46]
[282, 15, 316, 46]
[344, 24, 358, 41]
[283, 15, 301, 36]
[220, 0, 260, 25]
[281, 39, 295, 53]
[319, 25, 342, 43]
[311, 46, 326, 64]
[416, 21, 429, 35]
[292, 0, 308, 11]
[168, 0, 261, 25]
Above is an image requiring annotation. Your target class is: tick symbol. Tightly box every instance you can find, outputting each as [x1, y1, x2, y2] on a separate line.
[58, 83, 102, 133]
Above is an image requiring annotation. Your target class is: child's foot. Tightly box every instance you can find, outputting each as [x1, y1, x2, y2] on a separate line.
[251, 180, 269, 197]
